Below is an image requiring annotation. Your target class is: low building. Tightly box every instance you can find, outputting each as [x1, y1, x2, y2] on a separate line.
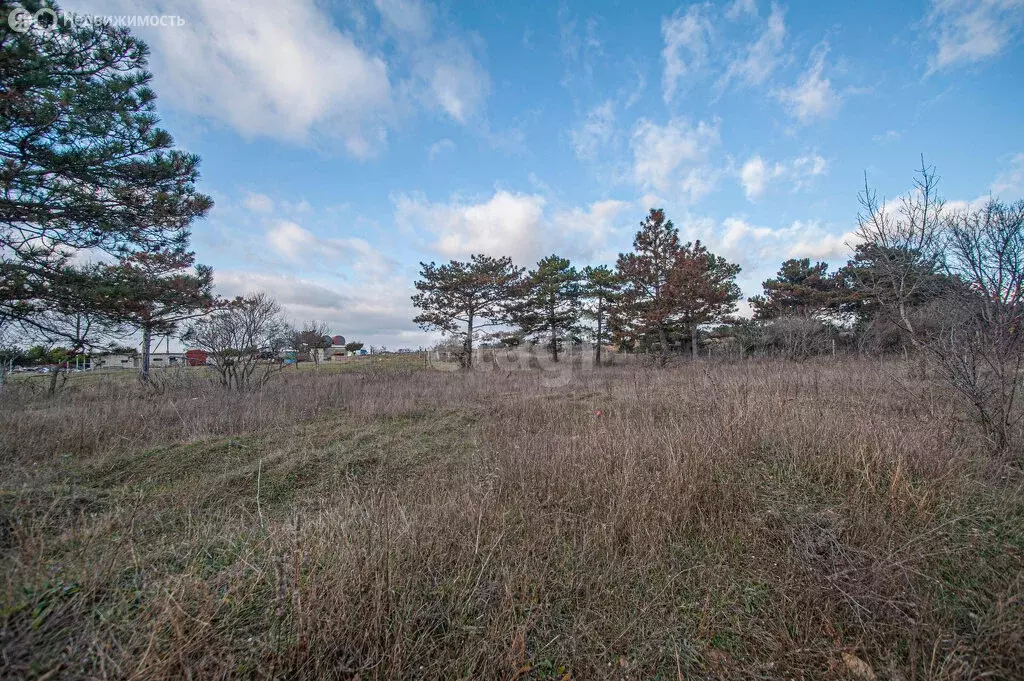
[95, 351, 188, 369]
[148, 352, 187, 367]
[95, 353, 137, 369]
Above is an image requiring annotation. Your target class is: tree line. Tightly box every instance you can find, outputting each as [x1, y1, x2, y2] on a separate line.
[412, 161, 1023, 448]
[412, 208, 743, 368]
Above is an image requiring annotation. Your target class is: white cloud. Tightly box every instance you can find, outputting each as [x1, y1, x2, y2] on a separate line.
[569, 100, 616, 160]
[557, 8, 605, 89]
[631, 118, 721, 202]
[374, 0, 434, 39]
[243, 192, 274, 214]
[266, 221, 395, 277]
[394, 192, 635, 264]
[214, 270, 423, 349]
[786, 229, 857, 260]
[661, 5, 713, 103]
[719, 216, 784, 250]
[718, 3, 787, 90]
[774, 43, 841, 123]
[393, 191, 547, 262]
[927, 0, 1024, 71]
[672, 214, 855, 302]
[679, 167, 721, 204]
[408, 38, 491, 124]
[738, 153, 827, 200]
[739, 156, 784, 199]
[790, 153, 828, 189]
[550, 199, 633, 261]
[372, 0, 490, 124]
[725, 0, 758, 21]
[68, 0, 394, 156]
[66, 0, 490, 156]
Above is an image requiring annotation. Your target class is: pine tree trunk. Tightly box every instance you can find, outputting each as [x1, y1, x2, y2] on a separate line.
[464, 312, 474, 369]
[140, 326, 152, 382]
[596, 303, 603, 367]
[691, 324, 697, 361]
[47, 365, 59, 396]
[658, 323, 669, 367]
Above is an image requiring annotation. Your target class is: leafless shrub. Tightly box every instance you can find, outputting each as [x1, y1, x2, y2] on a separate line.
[183, 292, 291, 390]
[930, 199, 1024, 448]
[856, 161, 1024, 449]
[767, 316, 835, 359]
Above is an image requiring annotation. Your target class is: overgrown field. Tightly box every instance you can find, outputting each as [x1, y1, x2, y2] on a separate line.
[1, 360, 1022, 679]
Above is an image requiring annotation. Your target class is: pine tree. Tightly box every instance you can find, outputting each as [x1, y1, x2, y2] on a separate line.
[616, 209, 682, 365]
[513, 255, 584, 362]
[669, 240, 742, 359]
[582, 265, 621, 367]
[1, 0, 212, 350]
[105, 247, 216, 381]
[750, 258, 841, 320]
[411, 255, 524, 368]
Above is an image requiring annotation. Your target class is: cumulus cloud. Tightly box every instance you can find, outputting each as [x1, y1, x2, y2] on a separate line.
[66, 0, 489, 156]
[407, 38, 491, 124]
[393, 191, 634, 264]
[393, 190, 547, 262]
[631, 118, 721, 202]
[661, 5, 714, 103]
[671, 214, 856, 302]
[681, 215, 852, 266]
[926, 0, 1024, 71]
[718, 3, 787, 90]
[790, 153, 829, 189]
[774, 43, 841, 123]
[786, 229, 857, 260]
[550, 199, 633, 261]
[66, 0, 393, 155]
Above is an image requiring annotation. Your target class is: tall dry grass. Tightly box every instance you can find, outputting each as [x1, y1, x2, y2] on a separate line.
[1, 359, 1022, 679]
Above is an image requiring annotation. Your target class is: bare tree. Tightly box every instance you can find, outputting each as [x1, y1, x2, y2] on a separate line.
[183, 293, 291, 390]
[932, 200, 1024, 448]
[854, 160, 1024, 449]
[296, 320, 332, 369]
[852, 157, 947, 338]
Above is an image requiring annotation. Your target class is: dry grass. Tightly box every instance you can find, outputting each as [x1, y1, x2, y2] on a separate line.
[1, 358, 1022, 679]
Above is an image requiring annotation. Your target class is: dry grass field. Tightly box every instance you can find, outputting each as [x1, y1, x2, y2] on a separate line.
[1, 358, 1022, 679]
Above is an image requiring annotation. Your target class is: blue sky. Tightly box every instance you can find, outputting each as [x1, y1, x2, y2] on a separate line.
[67, 0, 1024, 348]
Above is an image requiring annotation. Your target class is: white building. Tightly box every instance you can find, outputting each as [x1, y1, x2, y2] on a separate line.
[95, 353, 137, 369]
[95, 351, 187, 369]
[148, 352, 187, 367]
